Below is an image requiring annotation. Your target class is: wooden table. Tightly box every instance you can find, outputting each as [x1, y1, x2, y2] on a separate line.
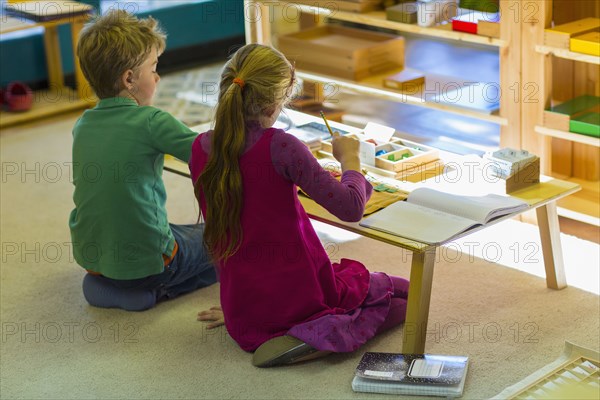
[0, 1, 94, 127]
[164, 113, 580, 354]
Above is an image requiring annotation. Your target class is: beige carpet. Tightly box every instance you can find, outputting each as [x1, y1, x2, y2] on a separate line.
[1, 113, 599, 400]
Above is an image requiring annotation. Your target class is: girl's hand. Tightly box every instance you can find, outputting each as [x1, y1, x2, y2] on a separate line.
[197, 306, 225, 329]
[331, 132, 361, 172]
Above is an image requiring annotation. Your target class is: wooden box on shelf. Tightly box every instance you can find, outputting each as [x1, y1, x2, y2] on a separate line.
[477, 18, 500, 38]
[543, 95, 600, 134]
[544, 17, 600, 49]
[386, 2, 418, 24]
[383, 68, 425, 91]
[278, 25, 404, 81]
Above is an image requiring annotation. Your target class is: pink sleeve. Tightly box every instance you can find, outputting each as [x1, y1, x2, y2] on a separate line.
[271, 131, 372, 222]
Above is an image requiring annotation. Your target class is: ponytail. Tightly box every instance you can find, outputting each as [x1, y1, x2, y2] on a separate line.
[194, 44, 294, 262]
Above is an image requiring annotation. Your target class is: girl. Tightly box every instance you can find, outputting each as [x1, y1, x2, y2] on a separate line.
[191, 44, 409, 367]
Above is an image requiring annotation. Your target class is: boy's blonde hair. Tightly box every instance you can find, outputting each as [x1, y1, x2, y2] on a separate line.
[195, 44, 295, 262]
[77, 10, 166, 99]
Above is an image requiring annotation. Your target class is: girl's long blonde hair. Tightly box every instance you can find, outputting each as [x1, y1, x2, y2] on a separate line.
[195, 44, 294, 262]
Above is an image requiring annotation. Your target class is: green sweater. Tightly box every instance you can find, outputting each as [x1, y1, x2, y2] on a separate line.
[69, 97, 197, 279]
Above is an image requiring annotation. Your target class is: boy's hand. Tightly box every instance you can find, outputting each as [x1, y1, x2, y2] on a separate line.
[331, 131, 361, 172]
[197, 306, 225, 329]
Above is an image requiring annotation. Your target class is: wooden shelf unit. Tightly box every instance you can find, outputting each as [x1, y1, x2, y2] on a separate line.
[244, 0, 521, 150]
[285, 5, 507, 47]
[523, 1, 599, 224]
[245, 1, 599, 223]
[0, 12, 94, 128]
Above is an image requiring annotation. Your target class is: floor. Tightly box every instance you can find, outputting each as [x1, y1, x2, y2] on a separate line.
[1, 111, 598, 400]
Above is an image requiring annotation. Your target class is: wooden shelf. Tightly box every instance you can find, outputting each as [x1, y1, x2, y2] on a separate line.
[297, 70, 507, 125]
[535, 125, 600, 147]
[246, 0, 521, 163]
[535, 45, 600, 65]
[283, 3, 506, 47]
[554, 175, 600, 224]
[0, 88, 92, 128]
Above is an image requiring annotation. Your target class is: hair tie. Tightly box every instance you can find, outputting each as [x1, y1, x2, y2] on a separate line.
[233, 77, 245, 90]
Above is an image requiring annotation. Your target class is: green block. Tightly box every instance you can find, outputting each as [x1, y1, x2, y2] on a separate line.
[460, 0, 499, 12]
[570, 112, 600, 138]
[547, 95, 600, 116]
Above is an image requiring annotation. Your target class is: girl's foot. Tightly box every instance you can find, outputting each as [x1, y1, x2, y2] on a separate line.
[252, 335, 331, 367]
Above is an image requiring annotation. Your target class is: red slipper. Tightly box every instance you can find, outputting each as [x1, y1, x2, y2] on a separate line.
[5, 81, 33, 112]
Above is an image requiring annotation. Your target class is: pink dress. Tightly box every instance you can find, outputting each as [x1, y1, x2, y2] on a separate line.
[189, 123, 393, 352]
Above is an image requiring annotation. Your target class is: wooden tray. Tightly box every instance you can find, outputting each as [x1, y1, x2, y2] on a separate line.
[319, 133, 438, 175]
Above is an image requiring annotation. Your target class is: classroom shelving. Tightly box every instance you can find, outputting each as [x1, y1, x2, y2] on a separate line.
[522, 0, 599, 224]
[244, 0, 522, 150]
[245, 0, 599, 224]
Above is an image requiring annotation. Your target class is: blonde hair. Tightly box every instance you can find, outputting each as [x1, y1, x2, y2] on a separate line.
[77, 10, 166, 99]
[195, 44, 295, 262]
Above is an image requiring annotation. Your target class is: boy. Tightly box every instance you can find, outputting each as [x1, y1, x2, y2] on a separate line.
[69, 10, 218, 312]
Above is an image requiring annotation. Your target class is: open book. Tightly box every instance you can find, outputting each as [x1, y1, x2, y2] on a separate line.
[352, 352, 469, 397]
[359, 187, 528, 244]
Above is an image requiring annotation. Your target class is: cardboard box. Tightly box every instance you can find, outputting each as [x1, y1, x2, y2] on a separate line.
[570, 31, 600, 56]
[544, 18, 600, 49]
[278, 25, 404, 81]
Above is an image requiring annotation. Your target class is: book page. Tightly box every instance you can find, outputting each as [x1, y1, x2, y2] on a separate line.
[407, 187, 528, 224]
[359, 200, 478, 244]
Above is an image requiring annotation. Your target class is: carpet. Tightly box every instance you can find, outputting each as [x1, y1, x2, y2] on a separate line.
[1, 103, 598, 400]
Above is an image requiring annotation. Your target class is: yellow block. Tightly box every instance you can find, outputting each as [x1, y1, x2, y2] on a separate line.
[570, 31, 600, 56]
[544, 17, 600, 49]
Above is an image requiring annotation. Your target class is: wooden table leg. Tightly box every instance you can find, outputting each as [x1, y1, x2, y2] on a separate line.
[402, 247, 436, 354]
[536, 201, 567, 289]
[43, 25, 64, 91]
[244, 0, 271, 45]
[70, 19, 93, 103]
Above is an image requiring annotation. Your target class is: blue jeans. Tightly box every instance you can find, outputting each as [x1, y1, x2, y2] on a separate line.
[106, 224, 217, 300]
